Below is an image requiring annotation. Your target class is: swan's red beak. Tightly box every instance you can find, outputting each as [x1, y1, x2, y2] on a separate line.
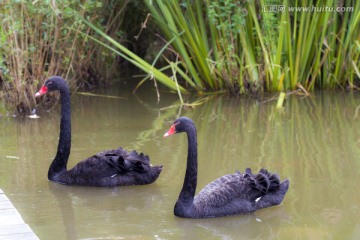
[35, 85, 48, 97]
[164, 124, 177, 138]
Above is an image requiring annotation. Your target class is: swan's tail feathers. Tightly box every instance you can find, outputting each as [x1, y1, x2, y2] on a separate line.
[258, 168, 281, 191]
[127, 150, 151, 165]
[255, 178, 290, 210]
[124, 150, 156, 173]
[125, 159, 149, 173]
[102, 147, 156, 173]
[119, 148, 160, 174]
[242, 168, 289, 210]
[244, 168, 282, 195]
[244, 168, 270, 194]
[268, 173, 281, 191]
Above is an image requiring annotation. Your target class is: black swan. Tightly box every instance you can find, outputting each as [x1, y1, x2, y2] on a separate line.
[35, 76, 162, 187]
[164, 117, 289, 218]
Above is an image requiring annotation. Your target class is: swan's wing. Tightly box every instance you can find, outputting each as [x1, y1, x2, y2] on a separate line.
[194, 169, 280, 209]
[59, 147, 162, 186]
[194, 173, 255, 209]
[70, 147, 153, 177]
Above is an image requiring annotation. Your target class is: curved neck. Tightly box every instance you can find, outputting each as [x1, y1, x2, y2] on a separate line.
[178, 125, 198, 204]
[48, 87, 71, 179]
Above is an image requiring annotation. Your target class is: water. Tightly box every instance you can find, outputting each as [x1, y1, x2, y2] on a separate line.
[1, 83, 360, 239]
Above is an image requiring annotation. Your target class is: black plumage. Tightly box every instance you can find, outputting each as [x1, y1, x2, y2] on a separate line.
[164, 117, 289, 218]
[35, 76, 162, 187]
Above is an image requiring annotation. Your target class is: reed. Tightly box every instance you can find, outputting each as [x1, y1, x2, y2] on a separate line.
[76, 0, 359, 97]
[144, 0, 360, 94]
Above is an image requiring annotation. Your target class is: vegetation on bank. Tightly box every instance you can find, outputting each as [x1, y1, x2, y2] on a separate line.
[0, 0, 131, 115]
[132, 0, 360, 94]
[0, 0, 359, 115]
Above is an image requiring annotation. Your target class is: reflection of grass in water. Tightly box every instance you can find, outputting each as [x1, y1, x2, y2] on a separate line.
[193, 93, 360, 175]
[130, 94, 215, 150]
[131, 105, 178, 151]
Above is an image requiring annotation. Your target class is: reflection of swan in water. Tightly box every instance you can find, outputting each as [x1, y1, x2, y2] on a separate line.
[48, 183, 163, 239]
[175, 206, 290, 240]
[49, 184, 78, 240]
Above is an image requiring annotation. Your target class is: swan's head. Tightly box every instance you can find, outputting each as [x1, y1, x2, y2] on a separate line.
[35, 76, 67, 97]
[164, 117, 195, 137]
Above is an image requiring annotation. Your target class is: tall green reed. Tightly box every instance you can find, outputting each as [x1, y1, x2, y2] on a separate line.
[145, 0, 360, 94]
[265, 0, 360, 91]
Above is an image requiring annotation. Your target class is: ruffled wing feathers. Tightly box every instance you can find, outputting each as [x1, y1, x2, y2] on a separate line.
[195, 168, 283, 209]
[85, 147, 154, 174]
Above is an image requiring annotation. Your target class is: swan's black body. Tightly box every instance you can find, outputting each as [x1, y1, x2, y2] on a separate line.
[164, 117, 289, 218]
[36, 76, 162, 187]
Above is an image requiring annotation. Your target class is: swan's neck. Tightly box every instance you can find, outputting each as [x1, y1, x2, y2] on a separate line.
[178, 126, 198, 204]
[48, 87, 71, 179]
